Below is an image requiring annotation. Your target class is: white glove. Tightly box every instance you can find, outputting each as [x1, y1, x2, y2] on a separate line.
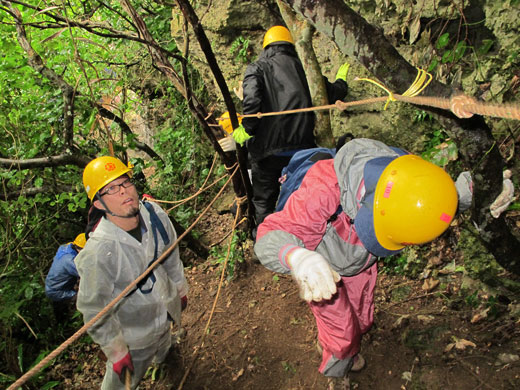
[287, 248, 341, 302]
[455, 171, 473, 212]
[218, 135, 236, 152]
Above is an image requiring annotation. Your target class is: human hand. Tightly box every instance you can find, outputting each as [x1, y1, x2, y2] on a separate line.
[231, 124, 252, 146]
[288, 248, 340, 302]
[335, 62, 350, 82]
[112, 352, 134, 382]
[218, 135, 237, 152]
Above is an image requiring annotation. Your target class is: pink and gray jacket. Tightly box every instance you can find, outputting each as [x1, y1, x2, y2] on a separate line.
[254, 138, 407, 273]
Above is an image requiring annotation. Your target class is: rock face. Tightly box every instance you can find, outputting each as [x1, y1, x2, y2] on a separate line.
[172, 0, 519, 154]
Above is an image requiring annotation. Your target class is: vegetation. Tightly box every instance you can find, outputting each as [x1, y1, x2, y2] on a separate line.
[0, 0, 519, 388]
[0, 1, 222, 387]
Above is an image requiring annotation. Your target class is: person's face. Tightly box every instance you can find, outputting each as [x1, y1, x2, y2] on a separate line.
[93, 175, 139, 218]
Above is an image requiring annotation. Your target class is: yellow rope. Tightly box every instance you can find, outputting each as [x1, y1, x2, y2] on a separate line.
[401, 68, 433, 97]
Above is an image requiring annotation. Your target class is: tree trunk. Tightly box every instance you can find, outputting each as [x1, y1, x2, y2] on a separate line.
[174, 0, 255, 231]
[119, 0, 249, 214]
[276, 0, 334, 148]
[282, 0, 519, 274]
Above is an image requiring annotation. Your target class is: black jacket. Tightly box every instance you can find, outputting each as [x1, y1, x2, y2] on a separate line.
[242, 43, 348, 162]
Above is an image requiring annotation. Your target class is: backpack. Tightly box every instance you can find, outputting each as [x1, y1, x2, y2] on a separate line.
[276, 148, 339, 214]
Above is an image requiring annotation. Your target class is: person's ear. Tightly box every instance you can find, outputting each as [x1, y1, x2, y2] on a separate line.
[93, 199, 105, 211]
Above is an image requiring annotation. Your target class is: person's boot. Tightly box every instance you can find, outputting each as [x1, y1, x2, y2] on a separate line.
[327, 375, 350, 390]
[350, 353, 365, 372]
[317, 340, 365, 372]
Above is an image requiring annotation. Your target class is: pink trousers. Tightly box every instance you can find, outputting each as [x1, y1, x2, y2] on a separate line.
[309, 263, 377, 375]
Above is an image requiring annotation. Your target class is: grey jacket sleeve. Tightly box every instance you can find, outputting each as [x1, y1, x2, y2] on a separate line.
[255, 230, 304, 275]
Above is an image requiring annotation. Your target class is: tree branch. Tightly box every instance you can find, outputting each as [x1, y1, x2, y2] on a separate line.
[282, 0, 519, 274]
[174, 0, 254, 228]
[2, 185, 77, 201]
[0, 154, 91, 169]
[95, 105, 164, 163]
[5, 1, 76, 147]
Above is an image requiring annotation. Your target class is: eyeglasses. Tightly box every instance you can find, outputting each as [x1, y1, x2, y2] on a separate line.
[99, 178, 134, 197]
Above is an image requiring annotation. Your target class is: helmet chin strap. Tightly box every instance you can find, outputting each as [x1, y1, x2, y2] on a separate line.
[96, 195, 139, 219]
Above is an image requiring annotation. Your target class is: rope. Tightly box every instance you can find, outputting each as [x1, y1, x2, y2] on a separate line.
[6, 166, 239, 390]
[215, 68, 520, 121]
[177, 198, 243, 390]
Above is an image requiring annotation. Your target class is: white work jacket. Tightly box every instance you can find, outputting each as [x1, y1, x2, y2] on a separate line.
[76, 201, 188, 362]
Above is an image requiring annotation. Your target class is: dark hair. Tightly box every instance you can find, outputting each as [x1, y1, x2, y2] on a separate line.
[85, 205, 105, 239]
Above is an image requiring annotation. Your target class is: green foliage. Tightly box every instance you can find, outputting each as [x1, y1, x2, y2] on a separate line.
[429, 32, 467, 71]
[428, 31, 497, 74]
[281, 361, 296, 374]
[209, 231, 247, 280]
[0, 2, 212, 387]
[465, 290, 480, 308]
[230, 36, 251, 64]
[420, 128, 458, 167]
[412, 109, 433, 123]
[380, 247, 427, 277]
[381, 253, 409, 275]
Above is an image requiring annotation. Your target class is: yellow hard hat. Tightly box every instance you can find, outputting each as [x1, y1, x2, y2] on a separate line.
[263, 26, 294, 48]
[83, 156, 132, 200]
[218, 111, 243, 134]
[373, 155, 458, 250]
[72, 233, 87, 248]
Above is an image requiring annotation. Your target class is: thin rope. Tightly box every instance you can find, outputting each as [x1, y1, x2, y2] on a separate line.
[6, 166, 239, 390]
[177, 199, 242, 390]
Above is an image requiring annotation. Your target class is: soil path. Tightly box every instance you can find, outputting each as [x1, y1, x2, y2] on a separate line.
[63, 210, 519, 390]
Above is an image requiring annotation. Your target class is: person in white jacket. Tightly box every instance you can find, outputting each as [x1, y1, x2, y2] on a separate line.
[76, 156, 188, 390]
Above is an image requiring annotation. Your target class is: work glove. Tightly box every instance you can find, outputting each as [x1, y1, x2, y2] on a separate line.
[218, 135, 237, 152]
[455, 171, 473, 213]
[231, 124, 252, 146]
[335, 62, 351, 82]
[112, 352, 134, 382]
[181, 295, 188, 311]
[287, 247, 341, 302]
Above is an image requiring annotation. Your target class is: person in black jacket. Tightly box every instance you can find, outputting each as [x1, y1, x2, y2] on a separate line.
[219, 25, 350, 229]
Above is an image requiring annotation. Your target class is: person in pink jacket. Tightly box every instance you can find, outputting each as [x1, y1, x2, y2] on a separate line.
[254, 138, 472, 389]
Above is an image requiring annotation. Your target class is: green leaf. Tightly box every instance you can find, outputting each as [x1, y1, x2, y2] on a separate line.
[24, 286, 34, 300]
[427, 58, 439, 72]
[441, 50, 454, 64]
[478, 39, 494, 55]
[453, 41, 467, 62]
[40, 381, 60, 390]
[436, 33, 450, 49]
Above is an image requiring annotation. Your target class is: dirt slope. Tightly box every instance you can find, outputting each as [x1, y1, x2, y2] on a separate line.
[60, 209, 519, 390]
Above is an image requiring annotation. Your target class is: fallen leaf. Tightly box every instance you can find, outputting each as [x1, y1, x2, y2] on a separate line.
[401, 371, 412, 381]
[392, 314, 410, 329]
[232, 368, 244, 381]
[417, 315, 435, 324]
[496, 353, 519, 365]
[470, 308, 489, 323]
[422, 278, 440, 291]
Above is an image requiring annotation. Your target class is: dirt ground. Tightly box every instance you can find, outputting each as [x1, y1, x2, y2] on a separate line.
[57, 208, 520, 390]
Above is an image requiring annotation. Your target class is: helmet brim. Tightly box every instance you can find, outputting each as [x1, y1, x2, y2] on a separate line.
[354, 156, 403, 257]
